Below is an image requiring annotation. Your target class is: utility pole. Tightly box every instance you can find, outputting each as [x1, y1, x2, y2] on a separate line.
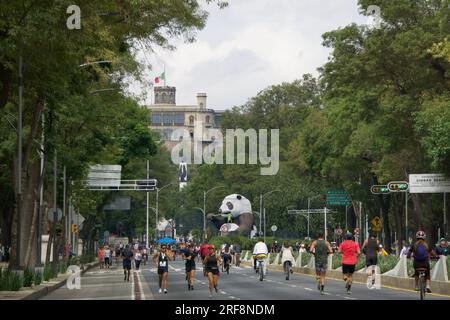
[405, 191, 408, 244]
[16, 55, 23, 269]
[52, 151, 57, 266]
[146, 160, 149, 248]
[259, 194, 262, 236]
[307, 198, 311, 239]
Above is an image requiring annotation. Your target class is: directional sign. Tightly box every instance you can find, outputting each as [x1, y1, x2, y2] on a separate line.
[288, 209, 336, 214]
[326, 189, 351, 206]
[409, 174, 450, 193]
[388, 181, 409, 192]
[371, 185, 390, 195]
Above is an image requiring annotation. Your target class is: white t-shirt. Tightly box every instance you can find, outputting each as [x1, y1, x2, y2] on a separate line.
[135, 252, 142, 260]
[281, 246, 294, 264]
[104, 249, 111, 258]
[253, 242, 269, 255]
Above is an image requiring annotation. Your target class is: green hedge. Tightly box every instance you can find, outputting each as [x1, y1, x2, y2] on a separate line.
[378, 255, 398, 273]
[0, 268, 23, 291]
[301, 253, 311, 267]
[33, 270, 42, 286]
[23, 267, 34, 287]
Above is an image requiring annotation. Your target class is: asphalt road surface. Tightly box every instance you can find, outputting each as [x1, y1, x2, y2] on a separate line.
[41, 258, 450, 300]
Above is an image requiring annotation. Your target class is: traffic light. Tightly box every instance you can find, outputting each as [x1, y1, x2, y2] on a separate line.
[71, 224, 78, 233]
[388, 181, 409, 192]
[370, 185, 390, 194]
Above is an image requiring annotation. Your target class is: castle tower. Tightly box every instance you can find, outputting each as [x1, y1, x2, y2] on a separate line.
[154, 86, 176, 105]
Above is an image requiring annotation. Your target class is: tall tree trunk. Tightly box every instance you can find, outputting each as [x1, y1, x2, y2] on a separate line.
[45, 230, 53, 264]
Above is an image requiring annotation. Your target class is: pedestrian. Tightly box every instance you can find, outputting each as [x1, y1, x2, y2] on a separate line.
[104, 246, 111, 269]
[121, 245, 133, 282]
[234, 243, 242, 267]
[204, 246, 221, 298]
[435, 238, 449, 256]
[338, 232, 360, 294]
[153, 245, 171, 294]
[135, 249, 142, 270]
[310, 232, 332, 294]
[98, 246, 105, 269]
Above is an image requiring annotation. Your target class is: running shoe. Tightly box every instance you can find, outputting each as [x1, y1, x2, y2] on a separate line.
[158, 288, 162, 294]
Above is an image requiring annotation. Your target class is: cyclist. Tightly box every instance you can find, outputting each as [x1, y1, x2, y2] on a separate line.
[407, 231, 434, 293]
[204, 246, 222, 298]
[338, 232, 360, 294]
[310, 232, 332, 294]
[183, 244, 197, 291]
[252, 238, 269, 276]
[361, 232, 380, 285]
[152, 245, 172, 294]
[281, 241, 295, 280]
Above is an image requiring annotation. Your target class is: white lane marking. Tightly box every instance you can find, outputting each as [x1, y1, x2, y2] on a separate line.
[304, 288, 313, 291]
[289, 285, 297, 288]
[220, 290, 227, 295]
[344, 296, 357, 300]
[324, 292, 331, 295]
[67, 295, 132, 300]
[131, 273, 135, 300]
[136, 270, 146, 300]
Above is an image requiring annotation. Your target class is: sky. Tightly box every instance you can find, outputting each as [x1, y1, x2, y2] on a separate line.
[130, 0, 371, 110]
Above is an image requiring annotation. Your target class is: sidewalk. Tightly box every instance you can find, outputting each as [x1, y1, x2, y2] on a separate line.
[0, 261, 99, 300]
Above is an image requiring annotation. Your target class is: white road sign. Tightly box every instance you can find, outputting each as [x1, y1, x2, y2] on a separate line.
[87, 165, 122, 187]
[409, 174, 450, 193]
[271, 225, 278, 232]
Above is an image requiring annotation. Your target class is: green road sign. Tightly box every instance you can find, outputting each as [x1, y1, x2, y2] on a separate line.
[371, 185, 390, 194]
[326, 189, 351, 206]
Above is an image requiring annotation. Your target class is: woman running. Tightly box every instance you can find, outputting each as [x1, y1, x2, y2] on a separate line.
[153, 245, 172, 294]
[203, 246, 222, 298]
[183, 244, 197, 290]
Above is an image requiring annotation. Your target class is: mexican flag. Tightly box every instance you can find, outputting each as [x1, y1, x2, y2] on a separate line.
[154, 72, 165, 84]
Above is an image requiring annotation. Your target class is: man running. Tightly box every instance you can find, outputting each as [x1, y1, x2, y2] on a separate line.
[153, 245, 172, 294]
[183, 244, 197, 290]
[310, 232, 332, 294]
[338, 232, 360, 294]
[361, 232, 380, 285]
[121, 245, 133, 282]
[407, 230, 434, 293]
[200, 241, 213, 276]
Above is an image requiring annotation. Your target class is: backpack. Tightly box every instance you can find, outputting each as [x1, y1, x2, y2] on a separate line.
[414, 242, 428, 262]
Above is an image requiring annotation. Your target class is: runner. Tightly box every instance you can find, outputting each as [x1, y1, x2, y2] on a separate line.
[134, 249, 142, 271]
[310, 232, 332, 294]
[234, 242, 242, 267]
[338, 232, 360, 294]
[142, 247, 148, 266]
[361, 232, 380, 286]
[204, 246, 222, 298]
[200, 241, 213, 276]
[153, 245, 172, 294]
[183, 244, 197, 290]
[121, 245, 133, 282]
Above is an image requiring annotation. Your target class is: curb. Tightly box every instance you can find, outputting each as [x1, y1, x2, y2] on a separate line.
[21, 261, 99, 300]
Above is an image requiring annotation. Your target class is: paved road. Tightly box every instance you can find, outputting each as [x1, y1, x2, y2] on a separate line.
[42, 258, 450, 300]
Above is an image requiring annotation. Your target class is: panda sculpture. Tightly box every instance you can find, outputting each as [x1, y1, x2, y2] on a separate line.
[206, 194, 255, 235]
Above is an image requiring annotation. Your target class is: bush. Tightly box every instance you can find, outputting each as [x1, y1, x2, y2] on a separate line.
[355, 255, 366, 271]
[378, 255, 398, 273]
[33, 271, 42, 286]
[59, 262, 67, 274]
[301, 253, 311, 267]
[43, 264, 53, 281]
[332, 254, 342, 269]
[0, 268, 23, 291]
[23, 267, 34, 287]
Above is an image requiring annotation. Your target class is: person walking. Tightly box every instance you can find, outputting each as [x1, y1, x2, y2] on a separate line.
[310, 232, 332, 294]
[121, 245, 133, 282]
[338, 232, 360, 294]
[104, 246, 111, 269]
[98, 246, 105, 269]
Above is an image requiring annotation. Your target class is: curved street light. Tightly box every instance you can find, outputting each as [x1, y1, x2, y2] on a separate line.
[154, 183, 176, 242]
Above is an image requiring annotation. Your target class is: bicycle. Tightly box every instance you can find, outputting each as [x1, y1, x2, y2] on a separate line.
[416, 268, 427, 300]
[284, 261, 292, 280]
[255, 254, 267, 281]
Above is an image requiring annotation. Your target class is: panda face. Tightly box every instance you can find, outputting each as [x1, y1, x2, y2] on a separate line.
[218, 194, 252, 218]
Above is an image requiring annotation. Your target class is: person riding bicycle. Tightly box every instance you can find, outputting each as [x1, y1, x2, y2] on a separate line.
[281, 241, 295, 279]
[252, 238, 269, 275]
[435, 238, 449, 256]
[407, 230, 434, 293]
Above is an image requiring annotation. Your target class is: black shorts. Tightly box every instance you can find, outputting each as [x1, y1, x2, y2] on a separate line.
[206, 268, 220, 275]
[366, 256, 377, 267]
[104, 257, 110, 265]
[342, 264, 355, 274]
[186, 264, 196, 273]
[413, 261, 430, 280]
[123, 260, 131, 270]
[158, 267, 168, 275]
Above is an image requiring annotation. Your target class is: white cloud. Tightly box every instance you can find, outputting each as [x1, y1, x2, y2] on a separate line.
[129, 0, 368, 109]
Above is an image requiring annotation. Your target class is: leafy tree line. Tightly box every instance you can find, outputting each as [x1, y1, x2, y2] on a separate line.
[181, 0, 449, 250]
[0, 0, 227, 269]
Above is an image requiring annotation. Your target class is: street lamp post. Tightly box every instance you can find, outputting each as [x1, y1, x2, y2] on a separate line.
[155, 183, 175, 241]
[203, 186, 225, 241]
[260, 190, 281, 243]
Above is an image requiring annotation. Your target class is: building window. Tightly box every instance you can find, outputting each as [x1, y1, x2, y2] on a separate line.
[163, 129, 172, 140]
[174, 113, 185, 125]
[163, 113, 173, 125]
[205, 115, 210, 124]
[200, 102, 204, 108]
[189, 115, 194, 125]
[161, 92, 167, 103]
[151, 113, 162, 125]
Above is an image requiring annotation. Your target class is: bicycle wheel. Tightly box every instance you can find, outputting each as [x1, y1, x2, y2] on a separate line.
[419, 274, 424, 300]
[259, 262, 264, 281]
[286, 264, 290, 280]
